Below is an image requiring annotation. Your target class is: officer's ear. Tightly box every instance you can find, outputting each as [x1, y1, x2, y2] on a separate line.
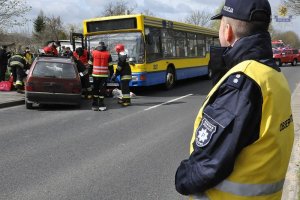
[224, 23, 234, 46]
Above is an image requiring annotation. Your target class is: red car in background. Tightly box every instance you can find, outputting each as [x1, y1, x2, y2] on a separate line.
[273, 48, 299, 66]
[25, 55, 82, 109]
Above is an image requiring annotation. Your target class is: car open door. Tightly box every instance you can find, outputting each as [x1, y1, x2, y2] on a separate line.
[70, 32, 85, 51]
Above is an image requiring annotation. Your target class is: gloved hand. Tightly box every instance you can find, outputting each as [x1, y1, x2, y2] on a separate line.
[110, 73, 116, 82]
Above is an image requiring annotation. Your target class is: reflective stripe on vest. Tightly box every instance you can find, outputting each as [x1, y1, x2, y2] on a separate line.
[92, 66, 108, 77]
[215, 179, 285, 197]
[192, 194, 210, 200]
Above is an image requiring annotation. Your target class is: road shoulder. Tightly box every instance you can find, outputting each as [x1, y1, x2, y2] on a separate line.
[282, 83, 300, 200]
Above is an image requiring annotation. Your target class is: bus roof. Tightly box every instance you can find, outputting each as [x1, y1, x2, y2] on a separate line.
[83, 14, 219, 37]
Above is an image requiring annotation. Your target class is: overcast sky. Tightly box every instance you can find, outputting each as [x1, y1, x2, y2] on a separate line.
[26, 0, 300, 35]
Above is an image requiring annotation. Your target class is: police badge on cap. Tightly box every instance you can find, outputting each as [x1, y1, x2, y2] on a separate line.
[196, 118, 217, 147]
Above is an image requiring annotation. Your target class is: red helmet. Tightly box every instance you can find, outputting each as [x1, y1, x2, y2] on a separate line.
[115, 44, 125, 53]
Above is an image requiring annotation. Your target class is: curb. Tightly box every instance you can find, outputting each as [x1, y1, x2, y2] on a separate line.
[0, 100, 24, 109]
[282, 83, 300, 200]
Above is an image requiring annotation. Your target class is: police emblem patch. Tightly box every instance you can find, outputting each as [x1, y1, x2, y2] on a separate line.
[196, 118, 217, 147]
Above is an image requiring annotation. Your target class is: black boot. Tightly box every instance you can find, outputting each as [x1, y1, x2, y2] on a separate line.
[92, 96, 99, 111]
[98, 98, 107, 111]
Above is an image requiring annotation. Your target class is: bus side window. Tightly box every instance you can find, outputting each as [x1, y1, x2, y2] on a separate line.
[146, 27, 163, 62]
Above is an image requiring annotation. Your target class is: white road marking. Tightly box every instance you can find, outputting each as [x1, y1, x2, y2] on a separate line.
[144, 94, 193, 111]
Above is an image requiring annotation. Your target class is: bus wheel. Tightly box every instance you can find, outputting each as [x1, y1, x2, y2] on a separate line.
[291, 59, 297, 66]
[275, 59, 282, 67]
[165, 67, 176, 90]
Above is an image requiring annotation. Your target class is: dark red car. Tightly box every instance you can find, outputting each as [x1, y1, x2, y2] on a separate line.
[25, 56, 82, 109]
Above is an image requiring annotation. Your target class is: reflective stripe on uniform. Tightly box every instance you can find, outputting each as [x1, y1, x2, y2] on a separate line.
[122, 94, 130, 99]
[121, 75, 132, 80]
[16, 80, 23, 86]
[10, 61, 24, 68]
[215, 179, 285, 196]
[92, 74, 108, 77]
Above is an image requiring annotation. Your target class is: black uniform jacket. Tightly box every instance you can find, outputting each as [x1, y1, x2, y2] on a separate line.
[175, 32, 280, 195]
[115, 53, 132, 77]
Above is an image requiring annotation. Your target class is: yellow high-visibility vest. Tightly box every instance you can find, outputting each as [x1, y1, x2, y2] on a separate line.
[190, 60, 294, 200]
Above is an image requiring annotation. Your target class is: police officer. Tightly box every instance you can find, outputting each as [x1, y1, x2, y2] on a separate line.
[8, 52, 28, 93]
[111, 44, 132, 106]
[175, 0, 294, 199]
[89, 42, 112, 111]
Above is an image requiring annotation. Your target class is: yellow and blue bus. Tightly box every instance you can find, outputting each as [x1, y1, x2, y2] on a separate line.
[78, 14, 219, 89]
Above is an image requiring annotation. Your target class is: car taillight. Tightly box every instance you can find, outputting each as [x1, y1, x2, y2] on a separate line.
[25, 82, 34, 91]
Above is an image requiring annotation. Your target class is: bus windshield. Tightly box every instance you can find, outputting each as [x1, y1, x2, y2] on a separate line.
[87, 32, 144, 63]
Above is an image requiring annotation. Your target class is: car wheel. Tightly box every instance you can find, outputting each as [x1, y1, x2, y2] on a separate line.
[275, 59, 282, 67]
[165, 66, 176, 90]
[291, 59, 297, 66]
[25, 100, 33, 109]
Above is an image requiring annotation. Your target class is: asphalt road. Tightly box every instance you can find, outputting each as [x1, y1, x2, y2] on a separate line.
[0, 65, 299, 200]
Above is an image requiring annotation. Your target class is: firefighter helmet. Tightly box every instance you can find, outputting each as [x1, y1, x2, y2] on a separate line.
[115, 44, 125, 53]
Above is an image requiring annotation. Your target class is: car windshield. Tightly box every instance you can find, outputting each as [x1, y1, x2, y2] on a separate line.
[273, 50, 281, 54]
[32, 61, 77, 78]
[87, 32, 145, 63]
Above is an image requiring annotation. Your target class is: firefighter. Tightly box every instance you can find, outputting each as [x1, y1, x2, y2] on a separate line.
[8, 52, 28, 93]
[73, 47, 92, 99]
[175, 0, 294, 199]
[89, 42, 112, 111]
[111, 44, 132, 106]
[43, 41, 60, 56]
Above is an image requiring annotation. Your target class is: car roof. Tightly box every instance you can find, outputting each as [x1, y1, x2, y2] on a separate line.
[36, 56, 75, 64]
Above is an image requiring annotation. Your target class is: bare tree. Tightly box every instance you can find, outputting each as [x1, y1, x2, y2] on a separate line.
[185, 10, 212, 27]
[141, 9, 156, 17]
[101, 0, 137, 16]
[283, 0, 300, 15]
[0, 0, 31, 29]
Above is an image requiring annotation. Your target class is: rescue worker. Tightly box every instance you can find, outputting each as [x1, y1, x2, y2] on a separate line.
[175, 0, 294, 200]
[24, 47, 34, 66]
[73, 47, 92, 99]
[43, 41, 60, 56]
[89, 42, 112, 111]
[8, 52, 28, 93]
[111, 44, 132, 106]
[0, 45, 9, 81]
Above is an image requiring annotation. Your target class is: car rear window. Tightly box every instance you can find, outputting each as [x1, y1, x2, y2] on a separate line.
[32, 61, 77, 78]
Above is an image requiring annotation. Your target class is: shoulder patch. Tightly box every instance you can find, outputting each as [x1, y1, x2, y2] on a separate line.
[226, 73, 245, 89]
[195, 118, 217, 147]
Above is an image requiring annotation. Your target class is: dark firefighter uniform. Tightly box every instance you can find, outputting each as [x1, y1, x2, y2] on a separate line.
[8, 54, 28, 92]
[89, 42, 112, 111]
[113, 44, 132, 106]
[73, 47, 92, 99]
[175, 32, 294, 200]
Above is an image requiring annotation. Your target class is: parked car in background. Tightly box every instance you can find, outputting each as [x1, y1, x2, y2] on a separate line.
[25, 55, 82, 109]
[273, 48, 299, 66]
